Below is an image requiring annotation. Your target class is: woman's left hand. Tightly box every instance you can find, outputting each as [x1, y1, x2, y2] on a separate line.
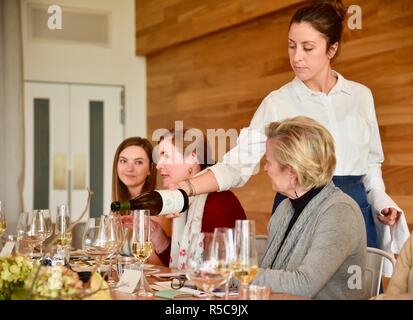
[378, 207, 401, 226]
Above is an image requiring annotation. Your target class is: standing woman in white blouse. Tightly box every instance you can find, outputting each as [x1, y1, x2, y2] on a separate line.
[170, 0, 409, 254]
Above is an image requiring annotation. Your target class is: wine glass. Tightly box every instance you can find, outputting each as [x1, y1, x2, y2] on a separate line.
[55, 205, 72, 263]
[24, 210, 50, 259]
[186, 232, 228, 300]
[82, 216, 118, 274]
[232, 220, 258, 299]
[0, 201, 6, 248]
[105, 213, 124, 288]
[130, 209, 153, 297]
[34, 209, 52, 258]
[15, 212, 30, 256]
[212, 227, 236, 299]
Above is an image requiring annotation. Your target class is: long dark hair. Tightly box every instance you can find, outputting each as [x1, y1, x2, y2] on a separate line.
[112, 137, 156, 201]
[290, 0, 346, 59]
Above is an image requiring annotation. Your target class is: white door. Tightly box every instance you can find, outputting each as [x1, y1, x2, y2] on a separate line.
[24, 82, 124, 222]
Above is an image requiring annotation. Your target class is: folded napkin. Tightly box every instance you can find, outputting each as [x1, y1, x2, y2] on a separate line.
[155, 290, 192, 300]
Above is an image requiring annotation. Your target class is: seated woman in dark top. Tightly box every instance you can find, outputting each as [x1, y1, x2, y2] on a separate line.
[252, 116, 368, 300]
[150, 129, 246, 269]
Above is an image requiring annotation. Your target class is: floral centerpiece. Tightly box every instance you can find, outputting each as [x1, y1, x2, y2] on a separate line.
[0, 256, 111, 300]
[24, 264, 84, 299]
[0, 255, 34, 300]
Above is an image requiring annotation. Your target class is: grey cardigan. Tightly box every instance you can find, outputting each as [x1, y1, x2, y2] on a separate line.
[253, 182, 368, 300]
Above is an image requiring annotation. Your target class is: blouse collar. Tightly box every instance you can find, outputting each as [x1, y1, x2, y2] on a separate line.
[292, 71, 353, 101]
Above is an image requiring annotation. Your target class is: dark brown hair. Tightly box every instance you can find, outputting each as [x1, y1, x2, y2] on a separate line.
[290, 0, 346, 57]
[112, 137, 156, 201]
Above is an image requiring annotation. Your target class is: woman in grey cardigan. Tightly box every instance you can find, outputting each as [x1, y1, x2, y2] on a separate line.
[252, 116, 368, 300]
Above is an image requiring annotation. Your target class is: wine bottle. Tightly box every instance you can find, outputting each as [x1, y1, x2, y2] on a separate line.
[110, 189, 189, 216]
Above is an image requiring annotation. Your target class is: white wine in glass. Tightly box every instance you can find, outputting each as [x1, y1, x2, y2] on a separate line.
[233, 220, 258, 299]
[55, 205, 72, 263]
[130, 209, 153, 297]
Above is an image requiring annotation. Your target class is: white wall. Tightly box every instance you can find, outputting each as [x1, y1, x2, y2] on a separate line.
[21, 0, 146, 138]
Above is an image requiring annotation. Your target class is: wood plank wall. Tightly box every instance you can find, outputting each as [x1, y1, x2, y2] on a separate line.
[137, 0, 413, 235]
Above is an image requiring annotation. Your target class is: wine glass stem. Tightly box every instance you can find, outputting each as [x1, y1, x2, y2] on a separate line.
[241, 284, 248, 300]
[107, 256, 113, 282]
[139, 262, 146, 293]
[225, 280, 230, 300]
[96, 256, 102, 274]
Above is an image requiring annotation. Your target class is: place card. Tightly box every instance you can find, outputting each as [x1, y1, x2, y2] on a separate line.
[115, 269, 141, 294]
[0, 241, 15, 257]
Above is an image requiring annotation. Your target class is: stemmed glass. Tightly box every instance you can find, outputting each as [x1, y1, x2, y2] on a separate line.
[130, 209, 153, 297]
[105, 213, 124, 288]
[186, 232, 228, 300]
[35, 209, 52, 258]
[24, 210, 50, 259]
[82, 216, 118, 274]
[212, 227, 236, 299]
[232, 220, 258, 299]
[15, 212, 29, 255]
[0, 201, 6, 248]
[55, 205, 72, 263]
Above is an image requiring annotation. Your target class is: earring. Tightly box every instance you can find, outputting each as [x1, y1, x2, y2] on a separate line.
[188, 167, 193, 175]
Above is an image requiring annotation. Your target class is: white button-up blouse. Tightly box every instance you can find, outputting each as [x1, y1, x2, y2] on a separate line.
[209, 71, 409, 255]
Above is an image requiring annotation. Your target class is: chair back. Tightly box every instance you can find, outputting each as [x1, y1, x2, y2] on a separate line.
[71, 222, 86, 249]
[365, 247, 396, 297]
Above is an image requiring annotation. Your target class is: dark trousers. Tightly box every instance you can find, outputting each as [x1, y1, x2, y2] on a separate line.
[272, 176, 379, 249]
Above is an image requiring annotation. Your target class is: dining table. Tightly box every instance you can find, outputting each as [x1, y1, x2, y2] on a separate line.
[109, 265, 310, 301]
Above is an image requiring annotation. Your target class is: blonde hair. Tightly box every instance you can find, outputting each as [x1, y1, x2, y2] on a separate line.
[266, 116, 336, 189]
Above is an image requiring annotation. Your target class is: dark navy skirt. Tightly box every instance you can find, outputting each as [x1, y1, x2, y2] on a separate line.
[272, 176, 379, 249]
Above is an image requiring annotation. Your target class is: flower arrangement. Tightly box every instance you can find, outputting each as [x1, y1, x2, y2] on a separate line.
[24, 264, 84, 300]
[0, 256, 110, 300]
[0, 255, 35, 300]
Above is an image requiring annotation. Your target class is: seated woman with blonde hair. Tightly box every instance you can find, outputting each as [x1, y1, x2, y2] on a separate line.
[252, 116, 367, 299]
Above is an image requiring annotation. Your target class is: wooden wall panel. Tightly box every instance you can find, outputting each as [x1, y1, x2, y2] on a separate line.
[136, 0, 305, 55]
[143, 0, 413, 234]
